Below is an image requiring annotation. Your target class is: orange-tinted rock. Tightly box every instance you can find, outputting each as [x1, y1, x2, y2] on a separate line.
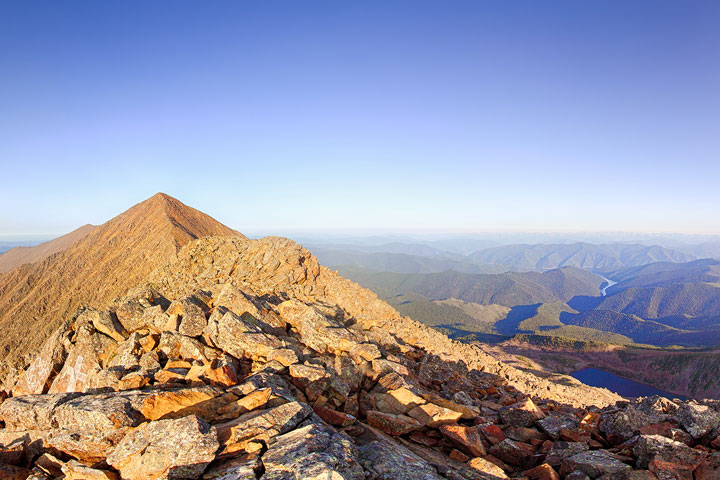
[467, 456, 509, 478]
[449, 449, 469, 462]
[439, 425, 486, 456]
[138, 386, 222, 421]
[217, 388, 272, 421]
[524, 463, 561, 480]
[61, 460, 119, 480]
[313, 404, 356, 427]
[366, 410, 422, 436]
[648, 459, 693, 480]
[409, 431, 439, 447]
[47, 429, 128, 466]
[490, 439, 537, 468]
[407, 402, 463, 427]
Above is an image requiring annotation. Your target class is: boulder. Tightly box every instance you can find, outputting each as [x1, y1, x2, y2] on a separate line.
[599, 405, 652, 445]
[407, 402, 463, 427]
[478, 423, 507, 445]
[203, 308, 284, 361]
[202, 453, 259, 479]
[47, 428, 128, 466]
[215, 401, 312, 452]
[48, 322, 118, 393]
[366, 410, 423, 436]
[545, 441, 590, 467]
[113, 288, 168, 332]
[489, 438, 537, 469]
[499, 398, 545, 427]
[157, 331, 218, 363]
[34, 453, 64, 477]
[349, 343, 382, 362]
[537, 414, 581, 440]
[61, 460, 119, 480]
[676, 402, 720, 440]
[439, 425, 486, 456]
[560, 450, 632, 479]
[267, 348, 300, 367]
[633, 434, 704, 470]
[313, 404, 356, 427]
[276, 300, 360, 354]
[86, 310, 128, 343]
[695, 452, 720, 480]
[168, 296, 210, 338]
[107, 415, 218, 480]
[467, 456, 509, 478]
[52, 392, 146, 433]
[420, 391, 481, 420]
[261, 418, 365, 480]
[358, 439, 444, 480]
[12, 324, 71, 396]
[524, 463, 561, 480]
[0, 392, 81, 430]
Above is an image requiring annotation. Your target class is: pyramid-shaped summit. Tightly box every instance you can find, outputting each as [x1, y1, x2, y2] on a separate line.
[0, 193, 240, 384]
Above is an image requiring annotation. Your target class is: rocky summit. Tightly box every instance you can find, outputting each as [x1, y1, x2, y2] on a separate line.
[1, 196, 720, 479]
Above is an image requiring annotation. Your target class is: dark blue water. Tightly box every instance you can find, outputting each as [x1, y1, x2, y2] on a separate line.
[571, 368, 687, 400]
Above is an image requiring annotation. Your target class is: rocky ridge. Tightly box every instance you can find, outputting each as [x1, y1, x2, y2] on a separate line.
[1, 234, 718, 479]
[0, 224, 97, 274]
[0, 193, 239, 386]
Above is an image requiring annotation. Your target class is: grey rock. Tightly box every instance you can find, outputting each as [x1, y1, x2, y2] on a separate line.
[561, 450, 632, 479]
[633, 434, 704, 469]
[107, 415, 218, 480]
[676, 402, 720, 439]
[358, 439, 443, 480]
[203, 308, 284, 361]
[261, 417, 365, 480]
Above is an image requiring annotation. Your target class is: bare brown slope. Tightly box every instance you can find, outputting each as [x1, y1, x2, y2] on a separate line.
[0, 193, 240, 382]
[0, 224, 97, 274]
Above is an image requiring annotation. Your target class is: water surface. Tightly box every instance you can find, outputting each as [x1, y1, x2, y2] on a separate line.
[571, 367, 686, 400]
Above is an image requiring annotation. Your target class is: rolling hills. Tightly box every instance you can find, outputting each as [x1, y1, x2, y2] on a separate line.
[338, 265, 605, 307]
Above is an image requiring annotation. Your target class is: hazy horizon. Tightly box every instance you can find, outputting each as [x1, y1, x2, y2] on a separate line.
[2, 1, 719, 236]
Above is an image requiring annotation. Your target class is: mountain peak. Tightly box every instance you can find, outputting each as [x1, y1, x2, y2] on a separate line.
[0, 195, 241, 380]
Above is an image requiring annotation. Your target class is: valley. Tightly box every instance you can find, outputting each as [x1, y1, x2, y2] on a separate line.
[308, 240, 720, 400]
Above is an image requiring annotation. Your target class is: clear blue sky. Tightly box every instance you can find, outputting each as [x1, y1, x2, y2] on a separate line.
[1, 1, 718, 236]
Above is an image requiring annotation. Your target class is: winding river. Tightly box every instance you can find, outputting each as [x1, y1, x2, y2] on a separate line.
[598, 275, 618, 296]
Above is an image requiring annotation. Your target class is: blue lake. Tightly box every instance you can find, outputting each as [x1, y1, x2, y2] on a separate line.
[571, 368, 687, 400]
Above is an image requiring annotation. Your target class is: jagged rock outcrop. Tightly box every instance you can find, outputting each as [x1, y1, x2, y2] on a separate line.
[1, 198, 718, 479]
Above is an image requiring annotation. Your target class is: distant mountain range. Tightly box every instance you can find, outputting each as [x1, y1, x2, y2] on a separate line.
[468, 242, 697, 272]
[306, 239, 716, 276]
[311, 248, 509, 274]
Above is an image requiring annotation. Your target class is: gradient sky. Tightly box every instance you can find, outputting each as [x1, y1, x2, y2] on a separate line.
[1, 1, 719, 237]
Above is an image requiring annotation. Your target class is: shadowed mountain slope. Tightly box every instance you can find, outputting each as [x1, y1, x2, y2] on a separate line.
[337, 266, 604, 307]
[0, 193, 239, 381]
